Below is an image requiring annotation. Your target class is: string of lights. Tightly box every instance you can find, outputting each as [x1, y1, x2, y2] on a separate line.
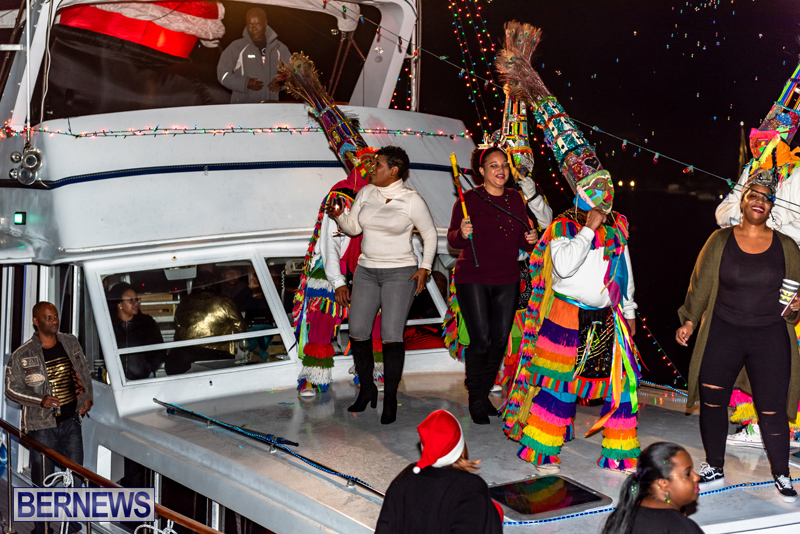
[448, 0, 494, 134]
[637, 311, 688, 389]
[1, 1, 782, 193]
[1, 124, 469, 140]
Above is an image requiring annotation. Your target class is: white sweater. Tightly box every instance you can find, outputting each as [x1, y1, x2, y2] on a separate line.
[550, 226, 637, 319]
[335, 181, 437, 270]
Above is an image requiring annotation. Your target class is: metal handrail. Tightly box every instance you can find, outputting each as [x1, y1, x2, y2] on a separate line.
[0, 416, 222, 534]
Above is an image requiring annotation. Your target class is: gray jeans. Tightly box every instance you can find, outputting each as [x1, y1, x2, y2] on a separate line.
[349, 265, 417, 343]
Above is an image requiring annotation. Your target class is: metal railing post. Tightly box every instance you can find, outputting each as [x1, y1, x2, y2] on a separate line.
[6, 428, 15, 534]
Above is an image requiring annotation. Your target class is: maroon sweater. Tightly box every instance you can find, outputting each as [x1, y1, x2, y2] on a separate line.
[447, 187, 534, 285]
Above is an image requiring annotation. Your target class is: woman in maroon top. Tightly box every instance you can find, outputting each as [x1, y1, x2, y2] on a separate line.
[448, 146, 537, 424]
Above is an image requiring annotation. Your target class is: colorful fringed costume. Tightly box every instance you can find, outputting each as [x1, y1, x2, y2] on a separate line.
[503, 212, 641, 471]
[293, 172, 383, 393]
[271, 53, 383, 394]
[495, 22, 639, 472]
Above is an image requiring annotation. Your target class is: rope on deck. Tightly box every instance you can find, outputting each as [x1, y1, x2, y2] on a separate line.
[501, 476, 800, 526]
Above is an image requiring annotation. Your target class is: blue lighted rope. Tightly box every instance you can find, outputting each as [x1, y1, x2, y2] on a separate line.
[501, 477, 800, 526]
[160, 401, 377, 491]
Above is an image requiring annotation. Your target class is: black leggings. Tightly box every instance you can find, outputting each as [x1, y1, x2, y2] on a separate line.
[455, 282, 519, 398]
[698, 315, 791, 476]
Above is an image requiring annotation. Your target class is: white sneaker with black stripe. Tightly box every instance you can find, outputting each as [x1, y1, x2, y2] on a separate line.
[774, 475, 798, 503]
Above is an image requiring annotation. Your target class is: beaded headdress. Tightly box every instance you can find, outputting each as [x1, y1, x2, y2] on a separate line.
[494, 21, 614, 213]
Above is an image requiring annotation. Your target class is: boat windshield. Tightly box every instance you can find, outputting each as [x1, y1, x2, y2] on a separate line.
[30, 1, 379, 121]
[101, 259, 290, 382]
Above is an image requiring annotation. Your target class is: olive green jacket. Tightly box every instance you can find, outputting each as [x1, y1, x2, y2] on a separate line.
[678, 227, 800, 418]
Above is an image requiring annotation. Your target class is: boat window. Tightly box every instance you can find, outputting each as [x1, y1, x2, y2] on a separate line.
[101, 260, 289, 383]
[265, 255, 450, 354]
[32, 2, 381, 121]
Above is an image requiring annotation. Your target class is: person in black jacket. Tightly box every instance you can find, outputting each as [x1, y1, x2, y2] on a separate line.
[376, 410, 502, 534]
[107, 283, 166, 380]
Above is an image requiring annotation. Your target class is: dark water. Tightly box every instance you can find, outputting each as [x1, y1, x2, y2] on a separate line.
[617, 190, 720, 389]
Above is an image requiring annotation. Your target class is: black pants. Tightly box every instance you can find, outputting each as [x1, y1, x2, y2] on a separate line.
[455, 282, 519, 399]
[698, 315, 791, 476]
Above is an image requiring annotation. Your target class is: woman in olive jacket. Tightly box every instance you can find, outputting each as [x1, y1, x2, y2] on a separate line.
[676, 173, 800, 501]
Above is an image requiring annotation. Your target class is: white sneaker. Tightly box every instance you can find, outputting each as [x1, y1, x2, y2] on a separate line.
[535, 463, 561, 475]
[774, 474, 799, 503]
[299, 387, 316, 398]
[490, 384, 503, 393]
[726, 423, 763, 448]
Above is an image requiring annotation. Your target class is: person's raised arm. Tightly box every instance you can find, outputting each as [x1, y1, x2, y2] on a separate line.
[769, 166, 800, 246]
[549, 209, 605, 278]
[716, 166, 749, 228]
[331, 188, 365, 236]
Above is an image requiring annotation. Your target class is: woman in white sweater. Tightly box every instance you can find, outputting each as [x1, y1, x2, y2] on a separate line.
[328, 146, 437, 424]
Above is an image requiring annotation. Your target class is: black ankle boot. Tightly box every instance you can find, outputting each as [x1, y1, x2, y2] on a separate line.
[469, 396, 490, 425]
[381, 342, 405, 424]
[348, 339, 378, 412]
[483, 396, 499, 417]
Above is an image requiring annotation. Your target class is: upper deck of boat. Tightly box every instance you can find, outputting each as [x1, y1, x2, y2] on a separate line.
[118, 370, 800, 533]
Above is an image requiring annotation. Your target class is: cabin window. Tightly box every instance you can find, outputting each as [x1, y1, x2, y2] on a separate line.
[101, 260, 289, 382]
[265, 255, 450, 354]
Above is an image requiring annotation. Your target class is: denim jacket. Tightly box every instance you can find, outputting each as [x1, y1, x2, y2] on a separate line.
[5, 333, 93, 432]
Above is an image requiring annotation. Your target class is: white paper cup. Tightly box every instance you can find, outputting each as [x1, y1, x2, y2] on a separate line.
[781, 279, 800, 305]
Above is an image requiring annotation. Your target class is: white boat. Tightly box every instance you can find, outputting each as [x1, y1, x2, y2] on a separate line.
[0, 1, 798, 533]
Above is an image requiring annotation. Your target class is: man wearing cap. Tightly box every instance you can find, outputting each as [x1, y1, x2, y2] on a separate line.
[375, 410, 502, 533]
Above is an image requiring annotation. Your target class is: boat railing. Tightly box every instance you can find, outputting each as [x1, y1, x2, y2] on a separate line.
[0, 415, 222, 534]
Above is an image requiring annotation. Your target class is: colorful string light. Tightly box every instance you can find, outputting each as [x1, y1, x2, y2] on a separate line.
[1, 124, 469, 140]
[637, 311, 688, 389]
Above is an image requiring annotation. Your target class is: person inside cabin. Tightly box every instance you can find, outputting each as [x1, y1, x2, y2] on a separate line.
[600, 442, 702, 534]
[234, 266, 275, 361]
[166, 272, 246, 375]
[107, 282, 166, 380]
[375, 409, 503, 534]
[217, 7, 290, 103]
[5, 301, 93, 534]
[220, 265, 248, 300]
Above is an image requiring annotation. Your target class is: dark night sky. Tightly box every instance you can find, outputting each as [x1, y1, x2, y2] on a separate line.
[417, 0, 800, 197]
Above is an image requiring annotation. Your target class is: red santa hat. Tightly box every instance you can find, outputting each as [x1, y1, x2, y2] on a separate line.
[413, 410, 465, 474]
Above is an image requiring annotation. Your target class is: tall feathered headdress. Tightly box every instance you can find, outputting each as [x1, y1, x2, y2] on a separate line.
[495, 22, 614, 213]
[270, 52, 374, 180]
[747, 61, 800, 184]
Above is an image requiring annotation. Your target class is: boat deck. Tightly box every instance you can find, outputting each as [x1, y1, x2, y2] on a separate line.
[129, 373, 800, 533]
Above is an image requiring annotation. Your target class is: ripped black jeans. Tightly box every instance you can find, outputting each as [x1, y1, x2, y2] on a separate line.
[698, 314, 791, 476]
